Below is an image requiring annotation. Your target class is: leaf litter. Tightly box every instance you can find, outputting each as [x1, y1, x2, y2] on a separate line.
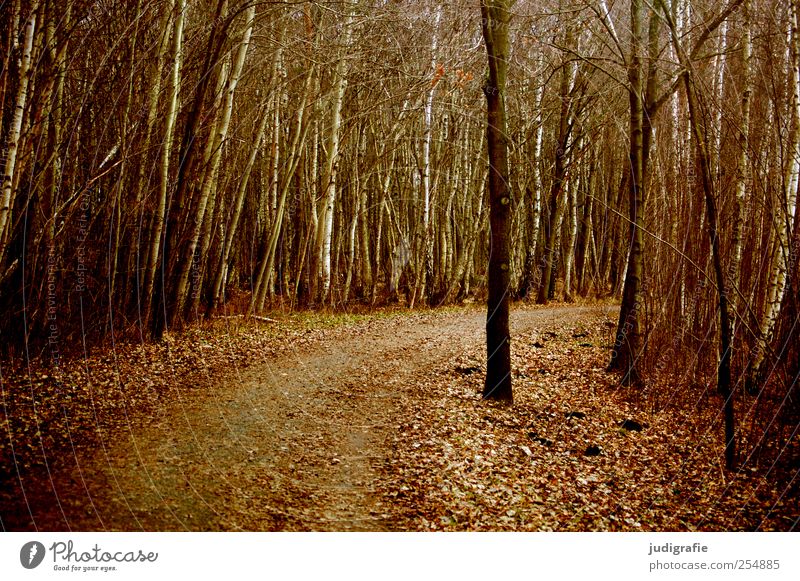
[377, 308, 796, 531]
[0, 305, 795, 530]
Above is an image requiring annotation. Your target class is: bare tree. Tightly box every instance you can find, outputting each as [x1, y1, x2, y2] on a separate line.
[481, 0, 513, 402]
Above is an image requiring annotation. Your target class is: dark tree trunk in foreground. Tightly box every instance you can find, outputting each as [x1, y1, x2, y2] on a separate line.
[608, 0, 645, 386]
[481, 0, 512, 402]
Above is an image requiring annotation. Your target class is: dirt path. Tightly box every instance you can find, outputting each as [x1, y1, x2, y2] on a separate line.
[27, 305, 611, 531]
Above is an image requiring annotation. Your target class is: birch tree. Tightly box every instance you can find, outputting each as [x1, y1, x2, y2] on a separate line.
[0, 3, 37, 265]
[172, 4, 255, 323]
[142, 0, 184, 325]
[315, 9, 354, 304]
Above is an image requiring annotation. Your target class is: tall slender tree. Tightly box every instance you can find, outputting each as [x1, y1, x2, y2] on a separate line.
[481, 0, 513, 402]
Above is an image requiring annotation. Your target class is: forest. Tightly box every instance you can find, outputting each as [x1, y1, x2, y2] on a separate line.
[0, 0, 798, 531]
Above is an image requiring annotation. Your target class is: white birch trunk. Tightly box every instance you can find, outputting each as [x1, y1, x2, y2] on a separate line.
[136, 0, 174, 291]
[173, 5, 255, 317]
[711, 19, 729, 175]
[411, 5, 442, 307]
[250, 65, 315, 313]
[563, 169, 580, 301]
[317, 12, 354, 302]
[143, 0, 184, 322]
[211, 93, 274, 308]
[730, 0, 752, 318]
[751, 1, 800, 378]
[0, 7, 37, 255]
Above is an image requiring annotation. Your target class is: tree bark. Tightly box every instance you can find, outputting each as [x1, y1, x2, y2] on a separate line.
[729, 0, 752, 328]
[251, 64, 315, 314]
[315, 10, 354, 304]
[143, 0, 184, 327]
[0, 5, 37, 260]
[154, 0, 229, 336]
[663, 0, 736, 468]
[748, 0, 799, 388]
[538, 23, 575, 305]
[210, 92, 274, 312]
[608, 0, 646, 386]
[411, 5, 442, 308]
[481, 0, 513, 403]
[171, 5, 255, 324]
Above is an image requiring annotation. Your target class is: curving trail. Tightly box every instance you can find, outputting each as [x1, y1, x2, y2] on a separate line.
[18, 306, 609, 531]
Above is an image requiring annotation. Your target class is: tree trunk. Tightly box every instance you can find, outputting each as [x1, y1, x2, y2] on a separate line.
[729, 0, 752, 329]
[0, 5, 37, 260]
[663, 0, 736, 468]
[251, 64, 315, 314]
[609, 0, 645, 386]
[210, 92, 274, 312]
[142, 0, 184, 327]
[134, 0, 174, 312]
[520, 73, 545, 298]
[171, 5, 255, 324]
[480, 0, 513, 403]
[154, 0, 229, 336]
[564, 154, 581, 302]
[315, 11, 354, 304]
[411, 5, 442, 308]
[538, 23, 575, 305]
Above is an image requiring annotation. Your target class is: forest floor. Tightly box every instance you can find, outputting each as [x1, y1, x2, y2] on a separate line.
[1, 304, 795, 531]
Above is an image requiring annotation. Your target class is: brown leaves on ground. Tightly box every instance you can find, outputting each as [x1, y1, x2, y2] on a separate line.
[0, 310, 406, 528]
[1, 305, 796, 531]
[380, 310, 796, 531]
